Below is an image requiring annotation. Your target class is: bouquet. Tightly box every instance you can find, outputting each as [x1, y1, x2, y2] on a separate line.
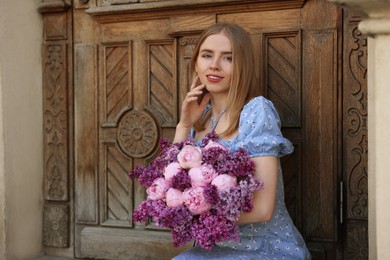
[129, 132, 263, 250]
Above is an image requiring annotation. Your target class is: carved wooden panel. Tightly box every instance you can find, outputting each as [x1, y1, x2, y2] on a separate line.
[43, 204, 69, 247]
[346, 222, 368, 259]
[281, 143, 302, 228]
[261, 30, 303, 231]
[101, 145, 134, 226]
[99, 41, 159, 226]
[40, 0, 73, 250]
[101, 43, 132, 127]
[264, 31, 301, 127]
[146, 40, 177, 127]
[344, 12, 368, 220]
[43, 43, 69, 202]
[75, 44, 99, 224]
[304, 30, 337, 241]
[343, 9, 368, 260]
[177, 34, 200, 114]
[44, 12, 68, 40]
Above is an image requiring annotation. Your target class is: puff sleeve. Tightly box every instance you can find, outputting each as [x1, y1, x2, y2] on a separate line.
[236, 96, 294, 158]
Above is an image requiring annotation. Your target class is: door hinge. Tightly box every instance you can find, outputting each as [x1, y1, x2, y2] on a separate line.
[340, 181, 344, 224]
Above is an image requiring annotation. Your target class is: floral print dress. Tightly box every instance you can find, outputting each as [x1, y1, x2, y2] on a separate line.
[173, 96, 311, 260]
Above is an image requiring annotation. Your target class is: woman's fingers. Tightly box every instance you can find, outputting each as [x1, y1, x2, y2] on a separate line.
[185, 84, 206, 103]
[190, 76, 200, 90]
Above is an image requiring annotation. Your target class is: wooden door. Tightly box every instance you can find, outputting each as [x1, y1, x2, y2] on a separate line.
[51, 0, 368, 259]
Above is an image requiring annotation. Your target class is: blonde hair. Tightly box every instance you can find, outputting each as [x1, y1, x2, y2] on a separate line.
[191, 23, 260, 137]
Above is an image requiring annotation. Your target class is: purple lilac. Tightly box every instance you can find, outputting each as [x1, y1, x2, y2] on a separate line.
[190, 213, 239, 250]
[201, 131, 219, 147]
[172, 225, 193, 247]
[202, 148, 229, 170]
[133, 199, 166, 223]
[219, 149, 255, 178]
[215, 188, 242, 221]
[238, 175, 264, 212]
[171, 170, 192, 191]
[156, 205, 193, 229]
[204, 184, 219, 204]
[129, 154, 167, 187]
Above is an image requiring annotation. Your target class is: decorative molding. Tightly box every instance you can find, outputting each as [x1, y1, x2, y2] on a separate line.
[40, 0, 72, 249]
[178, 36, 199, 59]
[344, 14, 368, 220]
[117, 110, 158, 158]
[349, 134, 368, 218]
[107, 0, 138, 4]
[349, 26, 367, 111]
[43, 43, 69, 202]
[38, 0, 71, 14]
[87, 0, 305, 21]
[43, 204, 69, 247]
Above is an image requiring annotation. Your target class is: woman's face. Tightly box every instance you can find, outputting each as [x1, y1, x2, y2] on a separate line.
[195, 33, 232, 95]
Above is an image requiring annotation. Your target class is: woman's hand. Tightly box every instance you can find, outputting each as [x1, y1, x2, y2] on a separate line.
[174, 76, 211, 143]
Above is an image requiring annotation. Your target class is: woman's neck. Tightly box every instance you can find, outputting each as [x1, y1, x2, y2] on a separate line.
[210, 94, 228, 118]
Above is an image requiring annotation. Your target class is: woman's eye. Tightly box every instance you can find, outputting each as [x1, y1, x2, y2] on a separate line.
[201, 53, 212, 59]
[224, 56, 233, 62]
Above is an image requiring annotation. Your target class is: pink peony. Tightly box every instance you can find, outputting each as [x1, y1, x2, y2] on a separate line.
[177, 145, 203, 169]
[188, 164, 218, 187]
[166, 188, 184, 208]
[211, 174, 237, 192]
[164, 162, 183, 184]
[183, 187, 212, 215]
[147, 177, 169, 200]
[203, 140, 227, 151]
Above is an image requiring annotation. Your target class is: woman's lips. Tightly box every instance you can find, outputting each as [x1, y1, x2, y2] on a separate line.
[206, 75, 223, 83]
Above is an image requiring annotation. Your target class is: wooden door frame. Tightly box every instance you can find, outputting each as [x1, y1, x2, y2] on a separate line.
[38, 0, 368, 259]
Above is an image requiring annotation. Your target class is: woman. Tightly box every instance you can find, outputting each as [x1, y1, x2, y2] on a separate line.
[173, 23, 311, 259]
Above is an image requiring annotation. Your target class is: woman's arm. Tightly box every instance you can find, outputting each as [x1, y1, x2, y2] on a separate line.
[237, 156, 278, 224]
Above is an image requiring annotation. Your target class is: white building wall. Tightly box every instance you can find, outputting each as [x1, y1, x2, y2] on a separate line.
[0, 0, 44, 259]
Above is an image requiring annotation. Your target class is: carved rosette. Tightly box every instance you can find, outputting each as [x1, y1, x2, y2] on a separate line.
[43, 204, 69, 247]
[117, 111, 158, 158]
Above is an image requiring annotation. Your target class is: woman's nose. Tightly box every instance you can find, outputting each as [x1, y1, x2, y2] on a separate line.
[210, 58, 220, 70]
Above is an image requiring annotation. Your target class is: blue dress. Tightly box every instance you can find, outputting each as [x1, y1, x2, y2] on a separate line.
[173, 96, 311, 260]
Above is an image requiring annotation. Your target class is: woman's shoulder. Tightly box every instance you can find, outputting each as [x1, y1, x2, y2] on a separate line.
[241, 96, 278, 118]
[237, 96, 293, 157]
[242, 96, 275, 111]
